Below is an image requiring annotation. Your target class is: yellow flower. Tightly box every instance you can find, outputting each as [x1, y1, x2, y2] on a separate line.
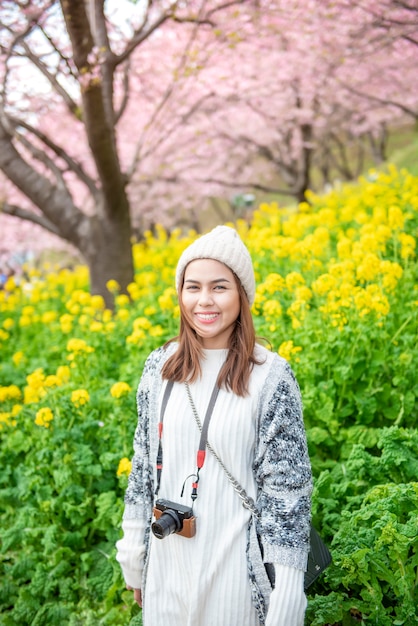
[67, 304, 81, 315]
[158, 288, 177, 311]
[110, 382, 131, 399]
[60, 313, 73, 333]
[35, 407, 54, 428]
[115, 294, 130, 308]
[398, 233, 416, 259]
[262, 299, 283, 320]
[12, 351, 25, 366]
[24, 386, 46, 404]
[261, 273, 286, 295]
[278, 340, 302, 363]
[380, 261, 403, 292]
[2, 318, 14, 330]
[117, 457, 132, 477]
[19, 315, 32, 328]
[388, 205, 404, 230]
[4, 276, 16, 292]
[56, 365, 71, 384]
[26, 369, 45, 389]
[0, 385, 22, 402]
[356, 253, 381, 283]
[337, 237, 352, 260]
[71, 389, 90, 407]
[127, 282, 141, 300]
[311, 273, 337, 297]
[89, 321, 103, 332]
[0, 411, 12, 427]
[42, 311, 58, 324]
[102, 309, 113, 323]
[287, 300, 308, 328]
[66, 338, 94, 354]
[90, 295, 105, 310]
[149, 325, 164, 337]
[44, 375, 60, 388]
[133, 317, 152, 331]
[354, 285, 390, 318]
[116, 308, 130, 322]
[126, 328, 146, 345]
[106, 279, 120, 293]
[74, 291, 90, 306]
[285, 272, 305, 291]
[11, 404, 22, 417]
[78, 314, 89, 327]
[294, 286, 312, 303]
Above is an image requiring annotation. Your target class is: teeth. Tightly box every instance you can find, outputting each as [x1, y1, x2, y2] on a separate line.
[196, 313, 218, 320]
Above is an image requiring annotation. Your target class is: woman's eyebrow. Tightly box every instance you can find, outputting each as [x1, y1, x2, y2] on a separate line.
[184, 277, 231, 284]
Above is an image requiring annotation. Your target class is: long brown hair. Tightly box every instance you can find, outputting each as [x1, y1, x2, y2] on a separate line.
[161, 272, 262, 396]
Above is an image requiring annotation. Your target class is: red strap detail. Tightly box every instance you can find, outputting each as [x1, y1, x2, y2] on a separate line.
[156, 464, 162, 470]
[197, 449, 206, 469]
[158, 423, 163, 438]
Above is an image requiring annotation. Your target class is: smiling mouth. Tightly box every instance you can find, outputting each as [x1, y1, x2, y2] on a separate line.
[195, 313, 219, 321]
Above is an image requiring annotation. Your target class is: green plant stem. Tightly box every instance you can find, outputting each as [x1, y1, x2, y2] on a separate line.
[390, 314, 412, 344]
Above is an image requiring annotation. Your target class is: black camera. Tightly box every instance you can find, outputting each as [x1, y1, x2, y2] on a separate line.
[152, 498, 196, 539]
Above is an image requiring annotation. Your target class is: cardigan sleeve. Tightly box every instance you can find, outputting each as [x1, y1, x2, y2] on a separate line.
[123, 349, 161, 515]
[265, 563, 306, 626]
[115, 347, 165, 587]
[254, 356, 312, 571]
[115, 518, 147, 589]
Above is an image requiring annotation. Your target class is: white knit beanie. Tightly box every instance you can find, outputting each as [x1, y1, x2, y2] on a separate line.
[175, 225, 255, 305]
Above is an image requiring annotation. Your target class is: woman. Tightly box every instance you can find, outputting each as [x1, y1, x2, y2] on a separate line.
[116, 225, 312, 626]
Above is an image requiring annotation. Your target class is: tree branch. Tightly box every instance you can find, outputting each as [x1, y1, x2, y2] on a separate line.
[113, 12, 172, 67]
[342, 82, 418, 120]
[0, 116, 88, 243]
[1, 202, 61, 237]
[135, 173, 295, 196]
[10, 116, 98, 196]
[60, 0, 127, 213]
[17, 133, 68, 190]
[22, 41, 79, 115]
[193, 176, 296, 195]
[85, 0, 118, 125]
[115, 60, 131, 123]
[113, 0, 251, 68]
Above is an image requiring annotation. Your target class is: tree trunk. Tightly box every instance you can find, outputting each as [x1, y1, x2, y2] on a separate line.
[80, 209, 135, 309]
[295, 122, 313, 204]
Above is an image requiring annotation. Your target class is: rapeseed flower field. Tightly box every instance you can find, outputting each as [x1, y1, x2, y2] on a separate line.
[0, 165, 417, 625]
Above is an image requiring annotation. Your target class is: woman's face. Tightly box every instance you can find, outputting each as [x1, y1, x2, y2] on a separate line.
[181, 258, 241, 349]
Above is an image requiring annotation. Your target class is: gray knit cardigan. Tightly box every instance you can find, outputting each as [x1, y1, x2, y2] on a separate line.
[123, 343, 312, 624]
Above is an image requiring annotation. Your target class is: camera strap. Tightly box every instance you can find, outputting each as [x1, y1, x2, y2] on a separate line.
[185, 382, 259, 517]
[155, 380, 220, 500]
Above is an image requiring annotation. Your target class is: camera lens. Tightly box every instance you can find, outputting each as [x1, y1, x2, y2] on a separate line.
[152, 509, 182, 539]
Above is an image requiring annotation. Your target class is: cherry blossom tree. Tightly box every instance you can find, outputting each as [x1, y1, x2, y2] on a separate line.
[136, 0, 418, 205]
[105, 0, 418, 214]
[0, 0, 252, 304]
[0, 0, 417, 301]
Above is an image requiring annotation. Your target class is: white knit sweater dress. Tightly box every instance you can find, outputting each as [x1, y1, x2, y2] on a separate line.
[116, 344, 312, 626]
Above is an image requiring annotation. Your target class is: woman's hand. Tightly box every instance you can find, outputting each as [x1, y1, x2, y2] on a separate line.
[126, 585, 142, 607]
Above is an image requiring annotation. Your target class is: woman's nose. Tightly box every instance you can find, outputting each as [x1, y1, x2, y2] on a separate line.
[198, 288, 214, 305]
